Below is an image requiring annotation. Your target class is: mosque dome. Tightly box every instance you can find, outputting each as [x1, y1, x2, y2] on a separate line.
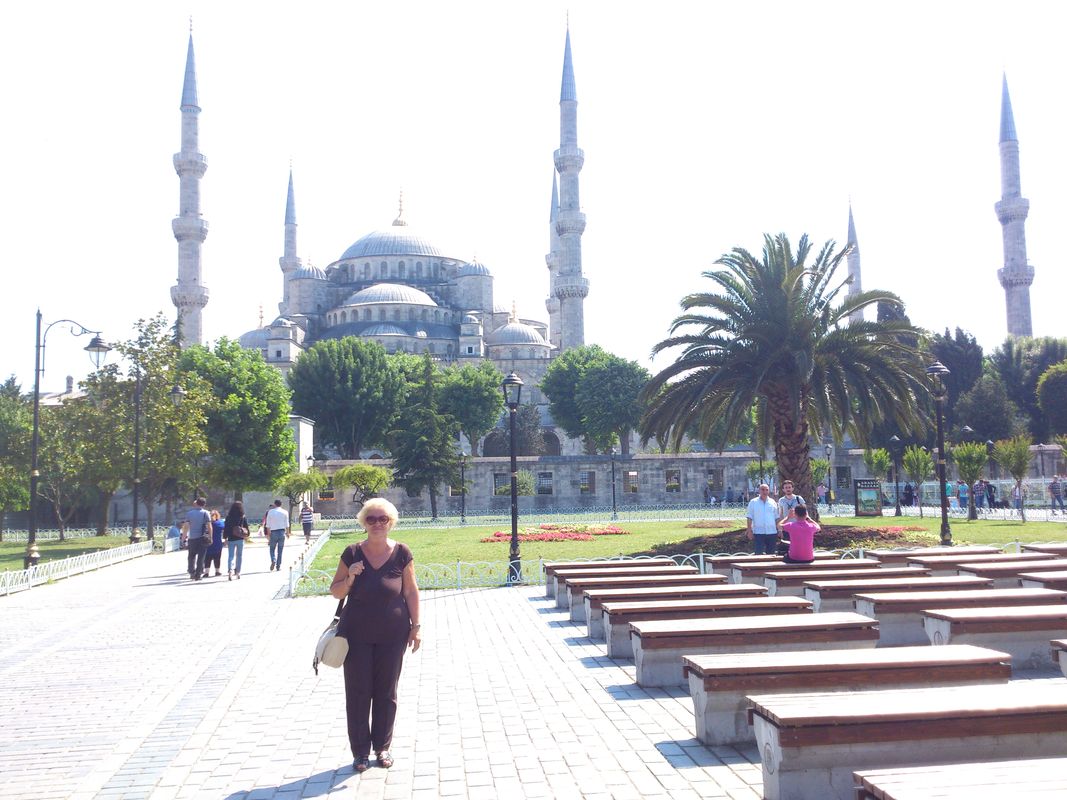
[270, 317, 293, 328]
[457, 259, 492, 277]
[343, 283, 438, 307]
[339, 213, 443, 260]
[362, 323, 407, 336]
[463, 313, 480, 324]
[486, 320, 549, 347]
[292, 264, 326, 280]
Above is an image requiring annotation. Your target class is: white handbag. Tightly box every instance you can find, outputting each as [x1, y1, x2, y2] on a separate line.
[313, 599, 349, 674]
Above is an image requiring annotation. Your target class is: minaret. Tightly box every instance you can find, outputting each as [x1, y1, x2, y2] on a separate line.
[996, 74, 1035, 337]
[845, 204, 863, 324]
[279, 169, 301, 314]
[545, 173, 562, 349]
[551, 28, 589, 350]
[170, 32, 209, 347]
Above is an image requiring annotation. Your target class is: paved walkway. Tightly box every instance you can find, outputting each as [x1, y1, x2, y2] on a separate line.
[0, 537, 772, 799]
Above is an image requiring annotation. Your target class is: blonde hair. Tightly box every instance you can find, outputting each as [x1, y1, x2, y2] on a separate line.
[357, 497, 399, 529]
[210, 509, 220, 521]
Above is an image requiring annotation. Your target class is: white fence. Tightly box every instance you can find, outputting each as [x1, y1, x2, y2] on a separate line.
[0, 540, 153, 596]
[287, 526, 336, 597]
[1, 526, 133, 543]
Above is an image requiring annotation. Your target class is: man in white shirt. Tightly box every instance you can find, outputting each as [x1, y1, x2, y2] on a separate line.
[264, 500, 291, 572]
[746, 483, 780, 555]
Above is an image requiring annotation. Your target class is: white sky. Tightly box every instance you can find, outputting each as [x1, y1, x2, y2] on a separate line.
[3, 0, 1065, 393]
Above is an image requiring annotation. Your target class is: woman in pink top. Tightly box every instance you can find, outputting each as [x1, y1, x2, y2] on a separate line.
[780, 504, 819, 563]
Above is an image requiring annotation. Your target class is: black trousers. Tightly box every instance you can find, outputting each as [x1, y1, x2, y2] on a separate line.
[343, 638, 408, 758]
[187, 538, 207, 577]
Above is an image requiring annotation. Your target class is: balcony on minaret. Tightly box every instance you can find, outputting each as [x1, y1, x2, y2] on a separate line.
[554, 213, 586, 238]
[998, 264, 1035, 288]
[172, 216, 209, 242]
[552, 274, 590, 300]
[170, 283, 209, 308]
[995, 197, 1029, 225]
[553, 148, 585, 173]
[172, 152, 208, 177]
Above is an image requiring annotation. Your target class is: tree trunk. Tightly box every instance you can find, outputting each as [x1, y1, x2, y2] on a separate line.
[96, 489, 114, 535]
[146, 502, 155, 539]
[617, 428, 631, 455]
[429, 486, 438, 520]
[968, 493, 977, 521]
[468, 434, 480, 457]
[767, 392, 815, 521]
[1017, 480, 1026, 522]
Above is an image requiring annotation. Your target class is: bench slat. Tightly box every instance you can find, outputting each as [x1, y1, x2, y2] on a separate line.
[855, 757, 1067, 800]
[584, 583, 767, 609]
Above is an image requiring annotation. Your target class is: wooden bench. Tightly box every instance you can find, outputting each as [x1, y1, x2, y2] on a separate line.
[905, 551, 1053, 577]
[922, 604, 1067, 670]
[956, 559, 1067, 589]
[853, 757, 1067, 800]
[1019, 569, 1067, 591]
[763, 567, 930, 598]
[602, 596, 812, 658]
[707, 551, 840, 576]
[730, 558, 882, 584]
[854, 587, 1066, 646]
[552, 564, 698, 607]
[748, 682, 1067, 800]
[682, 644, 1010, 747]
[803, 575, 993, 614]
[630, 611, 879, 688]
[561, 572, 725, 622]
[543, 557, 674, 598]
[584, 583, 768, 640]
[1021, 543, 1067, 557]
[865, 545, 1001, 566]
[1054, 639, 1067, 679]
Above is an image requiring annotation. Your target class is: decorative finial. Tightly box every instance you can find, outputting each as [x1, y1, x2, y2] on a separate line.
[511, 301, 518, 322]
[392, 189, 407, 226]
[189, 16, 193, 33]
[258, 304, 264, 327]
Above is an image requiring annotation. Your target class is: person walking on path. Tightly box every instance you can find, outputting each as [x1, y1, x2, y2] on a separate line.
[204, 510, 224, 578]
[1048, 475, 1065, 513]
[185, 498, 211, 581]
[223, 501, 249, 580]
[746, 483, 780, 556]
[780, 504, 819, 563]
[264, 499, 291, 572]
[329, 498, 421, 774]
[300, 502, 315, 543]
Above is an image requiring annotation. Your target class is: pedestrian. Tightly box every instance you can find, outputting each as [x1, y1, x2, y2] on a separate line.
[902, 482, 914, 507]
[816, 483, 827, 505]
[746, 483, 779, 556]
[973, 478, 986, 509]
[203, 510, 224, 577]
[986, 481, 997, 509]
[224, 501, 249, 580]
[166, 519, 182, 544]
[780, 504, 819, 564]
[957, 480, 969, 511]
[1011, 483, 1023, 514]
[329, 498, 421, 774]
[264, 499, 291, 572]
[1049, 475, 1065, 513]
[301, 502, 316, 543]
[185, 497, 211, 581]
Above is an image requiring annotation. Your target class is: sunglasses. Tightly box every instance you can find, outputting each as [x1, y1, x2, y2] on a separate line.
[364, 515, 391, 525]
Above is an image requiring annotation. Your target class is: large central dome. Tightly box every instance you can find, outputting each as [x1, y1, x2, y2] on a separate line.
[340, 218, 443, 261]
[344, 283, 438, 306]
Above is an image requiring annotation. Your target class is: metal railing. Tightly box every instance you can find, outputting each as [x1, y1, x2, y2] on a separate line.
[0, 540, 154, 596]
[1, 526, 134, 543]
[287, 526, 335, 597]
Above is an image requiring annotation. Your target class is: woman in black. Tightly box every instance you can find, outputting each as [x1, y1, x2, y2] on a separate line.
[223, 501, 249, 580]
[329, 498, 421, 773]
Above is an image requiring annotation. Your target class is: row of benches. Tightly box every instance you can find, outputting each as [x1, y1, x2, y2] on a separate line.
[544, 547, 1067, 799]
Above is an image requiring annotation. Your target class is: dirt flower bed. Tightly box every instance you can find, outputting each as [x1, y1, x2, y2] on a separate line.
[635, 524, 939, 557]
[481, 523, 629, 543]
[684, 520, 734, 529]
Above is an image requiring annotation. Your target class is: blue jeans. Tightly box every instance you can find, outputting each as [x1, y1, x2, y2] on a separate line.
[752, 534, 778, 555]
[269, 530, 286, 568]
[227, 539, 244, 573]
[1052, 496, 1066, 512]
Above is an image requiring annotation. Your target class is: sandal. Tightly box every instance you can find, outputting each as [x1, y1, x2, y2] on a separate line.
[376, 751, 394, 769]
[354, 756, 370, 773]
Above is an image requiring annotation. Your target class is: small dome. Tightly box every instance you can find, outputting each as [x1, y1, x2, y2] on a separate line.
[344, 283, 438, 307]
[292, 264, 326, 280]
[486, 320, 550, 347]
[457, 259, 491, 277]
[463, 313, 480, 324]
[362, 323, 407, 336]
[415, 329, 428, 338]
[270, 317, 293, 328]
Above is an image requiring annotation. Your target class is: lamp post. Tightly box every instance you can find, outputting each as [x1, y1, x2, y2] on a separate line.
[610, 448, 618, 521]
[926, 360, 953, 546]
[889, 435, 903, 517]
[824, 442, 834, 512]
[25, 311, 111, 567]
[129, 366, 143, 543]
[459, 450, 468, 525]
[502, 372, 523, 583]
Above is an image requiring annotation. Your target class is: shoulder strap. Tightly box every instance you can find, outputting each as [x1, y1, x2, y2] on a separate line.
[333, 597, 345, 620]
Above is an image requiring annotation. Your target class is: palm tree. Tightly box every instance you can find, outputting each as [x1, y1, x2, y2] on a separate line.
[640, 233, 928, 517]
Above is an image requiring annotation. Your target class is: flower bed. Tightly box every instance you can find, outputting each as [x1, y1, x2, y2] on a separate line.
[481, 523, 629, 543]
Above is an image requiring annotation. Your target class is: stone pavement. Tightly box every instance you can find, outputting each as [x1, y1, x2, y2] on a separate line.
[0, 535, 769, 799]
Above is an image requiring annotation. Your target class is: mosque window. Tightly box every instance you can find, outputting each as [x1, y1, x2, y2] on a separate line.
[408, 309, 415, 321]
[379, 309, 386, 321]
[364, 263, 371, 278]
[275, 350, 282, 359]
[665, 469, 681, 493]
[421, 309, 428, 321]
[625, 471, 639, 494]
[428, 343, 435, 353]
[467, 345, 474, 354]
[392, 309, 400, 321]
[511, 348, 519, 360]
[340, 311, 347, 323]
[416, 262, 423, 277]
[398, 261, 406, 278]
[380, 261, 387, 277]
[579, 471, 596, 495]
[536, 472, 553, 495]
[432, 263, 439, 279]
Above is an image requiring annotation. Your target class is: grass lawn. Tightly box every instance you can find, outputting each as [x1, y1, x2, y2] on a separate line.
[309, 514, 1067, 574]
[0, 535, 133, 572]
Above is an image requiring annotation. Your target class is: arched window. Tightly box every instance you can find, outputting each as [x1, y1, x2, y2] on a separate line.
[392, 309, 400, 321]
[363, 308, 372, 320]
[408, 309, 416, 321]
[421, 309, 428, 321]
[380, 261, 387, 278]
[428, 343, 435, 353]
[415, 262, 423, 277]
[542, 431, 562, 456]
[340, 310, 347, 323]
[511, 348, 519, 360]
[364, 263, 371, 278]
[398, 261, 406, 278]
[379, 309, 386, 321]
[432, 263, 439, 278]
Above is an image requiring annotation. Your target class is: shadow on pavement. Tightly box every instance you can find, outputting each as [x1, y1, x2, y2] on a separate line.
[222, 767, 353, 799]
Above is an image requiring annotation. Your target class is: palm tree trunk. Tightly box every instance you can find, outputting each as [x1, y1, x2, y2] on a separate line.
[768, 398, 815, 521]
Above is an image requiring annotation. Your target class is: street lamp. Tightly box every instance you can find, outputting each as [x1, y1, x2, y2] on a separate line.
[501, 372, 523, 583]
[26, 311, 111, 567]
[926, 360, 953, 546]
[824, 442, 834, 511]
[459, 449, 468, 525]
[986, 439, 997, 482]
[610, 448, 618, 521]
[889, 435, 903, 517]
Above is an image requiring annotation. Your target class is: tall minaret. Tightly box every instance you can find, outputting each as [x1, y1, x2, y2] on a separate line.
[845, 204, 863, 324]
[545, 173, 562, 349]
[279, 169, 301, 314]
[170, 32, 209, 347]
[996, 74, 1035, 337]
[551, 27, 589, 350]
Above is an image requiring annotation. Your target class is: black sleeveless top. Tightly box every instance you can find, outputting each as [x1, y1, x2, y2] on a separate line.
[337, 542, 413, 643]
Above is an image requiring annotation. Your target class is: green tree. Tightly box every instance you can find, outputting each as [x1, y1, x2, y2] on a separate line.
[288, 338, 403, 458]
[275, 468, 329, 521]
[332, 463, 392, 505]
[439, 361, 505, 456]
[951, 442, 989, 521]
[574, 355, 650, 455]
[929, 328, 984, 431]
[0, 386, 31, 539]
[35, 405, 90, 538]
[514, 402, 546, 457]
[640, 233, 927, 521]
[862, 448, 893, 480]
[992, 435, 1033, 522]
[179, 338, 295, 497]
[902, 445, 934, 518]
[540, 344, 610, 453]
[1037, 361, 1067, 435]
[745, 460, 777, 487]
[388, 355, 460, 519]
[809, 457, 830, 487]
[953, 372, 1025, 443]
[990, 336, 1067, 440]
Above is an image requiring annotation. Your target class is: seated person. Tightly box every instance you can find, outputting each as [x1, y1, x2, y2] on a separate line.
[779, 504, 819, 564]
